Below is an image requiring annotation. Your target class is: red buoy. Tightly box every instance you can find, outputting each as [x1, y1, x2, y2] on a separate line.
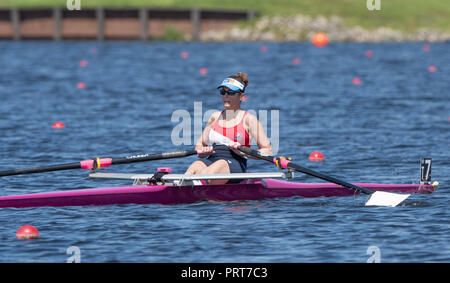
[199, 68, 208, 75]
[309, 152, 324, 162]
[260, 45, 268, 53]
[428, 65, 437, 73]
[16, 225, 39, 240]
[352, 78, 362, 85]
[365, 50, 373, 58]
[52, 121, 65, 129]
[77, 82, 86, 89]
[79, 60, 88, 67]
[180, 51, 189, 59]
[292, 58, 301, 64]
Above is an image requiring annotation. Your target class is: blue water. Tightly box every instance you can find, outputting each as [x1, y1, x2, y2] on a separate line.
[0, 41, 448, 263]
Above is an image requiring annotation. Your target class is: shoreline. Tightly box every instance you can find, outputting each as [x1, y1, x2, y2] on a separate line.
[200, 15, 450, 43]
[1, 7, 449, 42]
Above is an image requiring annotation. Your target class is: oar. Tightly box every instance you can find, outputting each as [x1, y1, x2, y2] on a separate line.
[0, 149, 198, 177]
[236, 146, 410, 207]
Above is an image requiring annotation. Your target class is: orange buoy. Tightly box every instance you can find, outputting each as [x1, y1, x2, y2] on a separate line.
[52, 121, 65, 129]
[309, 152, 324, 162]
[312, 33, 328, 47]
[199, 68, 208, 75]
[428, 65, 437, 73]
[16, 225, 39, 240]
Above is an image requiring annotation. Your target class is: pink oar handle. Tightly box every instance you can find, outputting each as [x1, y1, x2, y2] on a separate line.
[80, 158, 112, 170]
[273, 157, 291, 169]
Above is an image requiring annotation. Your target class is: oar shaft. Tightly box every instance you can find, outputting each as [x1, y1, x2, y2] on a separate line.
[110, 150, 198, 165]
[0, 150, 198, 177]
[283, 162, 374, 195]
[0, 162, 81, 177]
[237, 146, 374, 195]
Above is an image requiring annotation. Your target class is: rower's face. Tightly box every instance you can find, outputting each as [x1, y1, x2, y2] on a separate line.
[221, 87, 243, 109]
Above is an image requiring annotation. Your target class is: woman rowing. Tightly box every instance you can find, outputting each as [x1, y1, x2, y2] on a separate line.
[185, 72, 272, 184]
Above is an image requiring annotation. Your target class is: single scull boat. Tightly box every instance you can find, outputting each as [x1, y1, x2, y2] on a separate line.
[0, 165, 438, 208]
[0, 149, 438, 208]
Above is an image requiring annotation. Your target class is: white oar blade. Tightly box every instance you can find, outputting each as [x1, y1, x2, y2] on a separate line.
[365, 191, 411, 207]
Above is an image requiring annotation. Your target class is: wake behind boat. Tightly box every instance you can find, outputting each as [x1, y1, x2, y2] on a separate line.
[0, 161, 438, 208]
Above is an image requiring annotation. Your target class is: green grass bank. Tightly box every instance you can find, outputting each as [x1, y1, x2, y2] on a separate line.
[1, 0, 449, 33]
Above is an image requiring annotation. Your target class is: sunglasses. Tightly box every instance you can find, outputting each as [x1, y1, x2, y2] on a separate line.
[219, 89, 242, 96]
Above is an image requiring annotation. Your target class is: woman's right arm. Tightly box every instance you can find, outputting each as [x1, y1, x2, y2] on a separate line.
[194, 112, 219, 156]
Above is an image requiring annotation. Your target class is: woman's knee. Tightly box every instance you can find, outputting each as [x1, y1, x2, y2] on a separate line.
[185, 160, 207, 174]
[199, 160, 230, 185]
[201, 159, 230, 174]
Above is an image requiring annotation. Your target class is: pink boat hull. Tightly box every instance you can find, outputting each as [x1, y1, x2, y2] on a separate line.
[0, 179, 436, 208]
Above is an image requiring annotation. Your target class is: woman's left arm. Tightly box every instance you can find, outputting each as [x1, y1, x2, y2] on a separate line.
[228, 113, 272, 158]
[247, 114, 272, 156]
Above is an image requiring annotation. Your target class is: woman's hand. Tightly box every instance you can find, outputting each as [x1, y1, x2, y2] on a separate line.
[227, 141, 241, 149]
[257, 147, 272, 156]
[196, 146, 215, 158]
[228, 142, 244, 155]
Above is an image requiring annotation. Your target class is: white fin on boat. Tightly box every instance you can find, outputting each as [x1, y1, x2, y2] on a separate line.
[365, 191, 411, 207]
